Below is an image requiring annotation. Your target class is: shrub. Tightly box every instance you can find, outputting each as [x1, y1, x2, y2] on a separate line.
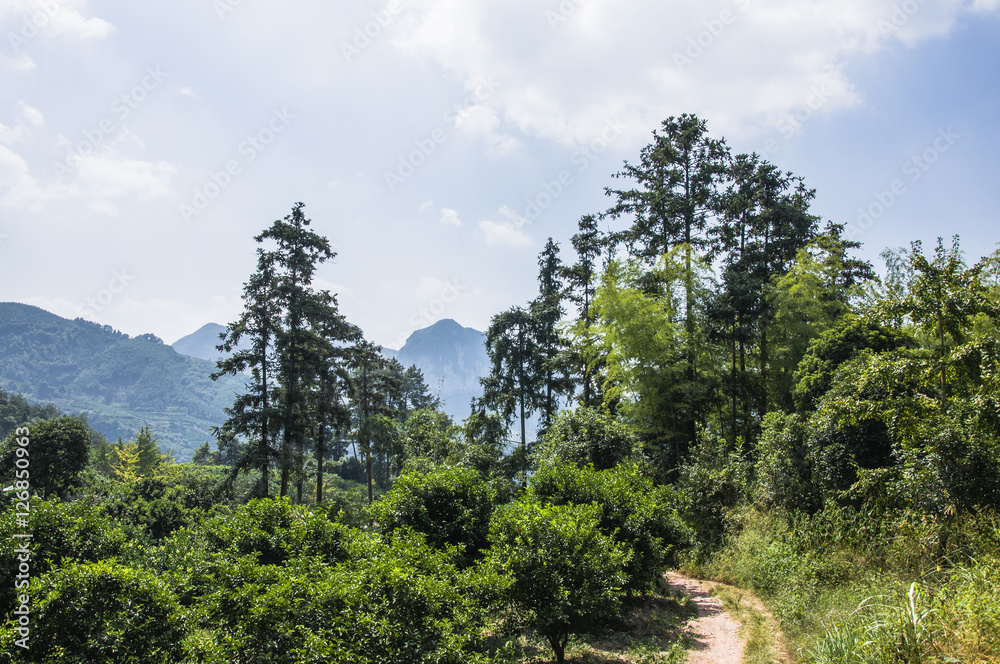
[528, 462, 692, 593]
[487, 499, 629, 664]
[0, 417, 90, 498]
[200, 497, 347, 566]
[533, 407, 641, 470]
[186, 529, 508, 664]
[370, 465, 499, 563]
[0, 498, 128, 615]
[0, 560, 184, 663]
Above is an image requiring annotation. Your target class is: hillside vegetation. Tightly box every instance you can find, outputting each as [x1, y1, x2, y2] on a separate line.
[1, 115, 998, 663]
[0, 303, 245, 460]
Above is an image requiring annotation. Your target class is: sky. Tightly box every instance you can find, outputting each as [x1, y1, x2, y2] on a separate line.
[1, 0, 998, 351]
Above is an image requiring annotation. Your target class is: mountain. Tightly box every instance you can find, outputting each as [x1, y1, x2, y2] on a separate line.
[171, 323, 230, 363]
[0, 303, 245, 461]
[396, 319, 488, 422]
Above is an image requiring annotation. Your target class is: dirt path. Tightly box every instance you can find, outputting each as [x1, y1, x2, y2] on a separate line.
[664, 572, 745, 664]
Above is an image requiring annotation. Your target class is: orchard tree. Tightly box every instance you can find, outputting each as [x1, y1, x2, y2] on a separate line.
[487, 500, 629, 663]
[0, 417, 89, 498]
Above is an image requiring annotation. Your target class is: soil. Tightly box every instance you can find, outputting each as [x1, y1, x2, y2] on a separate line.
[664, 572, 746, 664]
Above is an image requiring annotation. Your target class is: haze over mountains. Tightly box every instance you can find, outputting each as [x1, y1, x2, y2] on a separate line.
[0, 303, 488, 460]
[172, 318, 489, 424]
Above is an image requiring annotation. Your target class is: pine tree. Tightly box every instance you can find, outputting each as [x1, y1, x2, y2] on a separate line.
[213, 248, 281, 497]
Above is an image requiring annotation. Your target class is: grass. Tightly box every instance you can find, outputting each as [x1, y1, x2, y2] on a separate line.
[515, 584, 696, 663]
[712, 584, 790, 664]
[684, 505, 1000, 664]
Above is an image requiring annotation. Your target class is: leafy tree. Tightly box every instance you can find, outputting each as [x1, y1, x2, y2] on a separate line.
[0, 417, 90, 498]
[487, 499, 630, 663]
[767, 225, 876, 410]
[586, 248, 718, 476]
[792, 315, 915, 413]
[532, 406, 640, 471]
[0, 388, 60, 441]
[604, 114, 729, 448]
[370, 465, 498, 564]
[0, 561, 184, 663]
[527, 462, 692, 594]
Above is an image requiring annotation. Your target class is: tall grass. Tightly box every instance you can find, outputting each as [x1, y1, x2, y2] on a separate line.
[685, 506, 1000, 663]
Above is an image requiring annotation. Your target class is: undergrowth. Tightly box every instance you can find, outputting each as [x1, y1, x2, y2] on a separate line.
[683, 505, 1000, 663]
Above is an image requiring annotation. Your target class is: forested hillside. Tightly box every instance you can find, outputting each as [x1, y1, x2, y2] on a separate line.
[0, 303, 245, 460]
[1, 116, 998, 663]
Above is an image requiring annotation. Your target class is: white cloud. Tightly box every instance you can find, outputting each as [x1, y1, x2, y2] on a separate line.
[0, 121, 28, 144]
[0, 142, 175, 214]
[17, 100, 43, 127]
[479, 205, 531, 246]
[440, 207, 462, 226]
[453, 104, 521, 155]
[0, 0, 112, 41]
[393, 0, 994, 145]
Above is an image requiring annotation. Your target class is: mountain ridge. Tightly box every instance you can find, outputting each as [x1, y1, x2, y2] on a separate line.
[0, 302, 245, 461]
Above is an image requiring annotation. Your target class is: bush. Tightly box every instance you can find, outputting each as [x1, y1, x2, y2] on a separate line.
[0, 498, 128, 615]
[200, 497, 347, 566]
[487, 499, 629, 663]
[528, 462, 692, 594]
[0, 417, 90, 498]
[676, 432, 750, 548]
[533, 407, 641, 471]
[186, 529, 508, 664]
[370, 465, 499, 563]
[0, 560, 184, 663]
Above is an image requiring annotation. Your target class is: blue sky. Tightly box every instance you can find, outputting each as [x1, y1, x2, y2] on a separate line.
[1, 0, 997, 349]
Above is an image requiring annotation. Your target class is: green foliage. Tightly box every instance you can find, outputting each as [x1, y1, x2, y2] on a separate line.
[0, 498, 129, 616]
[676, 432, 750, 548]
[0, 417, 90, 498]
[183, 529, 508, 664]
[487, 499, 630, 663]
[586, 249, 719, 476]
[0, 388, 60, 441]
[0, 560, 184, 663]
[0, 302, 244, 461]
[769, 230, 876, 410]
[527, 462, 692, 594]
[533, 406, 641, 470]
[371, 465, 499, 563]
[200, 497, 348, 566]
[792, 315, 914, 413]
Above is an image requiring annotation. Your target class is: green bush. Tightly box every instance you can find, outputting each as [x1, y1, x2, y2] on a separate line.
[200, 497, 348, 566]
[185, 529, 508, 664]
[533, 407, 641, 470]
[528, 462, 692, 593]
[676, 432, 750, 548]
[0, 418, 90, 498]
[487, 499, 629, 663]
[370, 465, 499, 563]
[0, 498, 129, 615]
[0, 560, 184, 663]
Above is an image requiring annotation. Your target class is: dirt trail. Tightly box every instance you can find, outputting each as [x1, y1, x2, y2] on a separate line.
[664, 572, 745, 664]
